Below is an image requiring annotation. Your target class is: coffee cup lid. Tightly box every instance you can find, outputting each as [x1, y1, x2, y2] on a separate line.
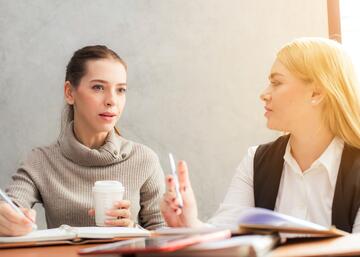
[93, 180, 124, 192]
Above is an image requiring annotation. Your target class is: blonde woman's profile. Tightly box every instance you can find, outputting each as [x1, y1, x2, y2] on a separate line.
[161, 37, 360, 233]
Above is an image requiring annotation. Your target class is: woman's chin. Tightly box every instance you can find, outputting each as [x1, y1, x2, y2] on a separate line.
[266, 121, 274, 129]
[94, 124, 116, 134]
[266, 121, 282, 131]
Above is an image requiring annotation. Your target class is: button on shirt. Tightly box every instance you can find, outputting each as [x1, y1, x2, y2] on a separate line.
[208, 137, 360, 232]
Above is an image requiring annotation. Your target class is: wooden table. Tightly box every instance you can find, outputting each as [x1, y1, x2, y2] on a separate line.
[268, 233, 360, 257]
[3, 233, 360, 257]
[0, 244, 101, 257]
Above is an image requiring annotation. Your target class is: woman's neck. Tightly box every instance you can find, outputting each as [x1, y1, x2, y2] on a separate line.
[73, 121, 108, 149]
[289, 125, 334, 172]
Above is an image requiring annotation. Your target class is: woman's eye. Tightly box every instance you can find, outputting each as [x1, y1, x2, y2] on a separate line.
[270, 81, 281, 87]
[92, 84, 104, 91]
[118, 88, 127, 93]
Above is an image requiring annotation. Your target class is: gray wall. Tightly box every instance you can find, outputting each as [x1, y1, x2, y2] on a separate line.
[0, 0, 328, 228]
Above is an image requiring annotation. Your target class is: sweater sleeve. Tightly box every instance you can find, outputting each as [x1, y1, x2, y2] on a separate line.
[5, 150, 42, 209]
[138, 156, 166, 230]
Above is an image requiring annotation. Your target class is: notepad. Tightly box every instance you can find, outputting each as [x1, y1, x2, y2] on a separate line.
[237, 208, 348, 237]
[0, 225, 150, 245]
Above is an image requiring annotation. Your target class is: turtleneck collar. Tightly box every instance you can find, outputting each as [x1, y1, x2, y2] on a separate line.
[58, 121, 132, 167]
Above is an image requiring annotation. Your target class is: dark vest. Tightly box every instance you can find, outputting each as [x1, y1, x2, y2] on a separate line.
[253, 135, 360, 233]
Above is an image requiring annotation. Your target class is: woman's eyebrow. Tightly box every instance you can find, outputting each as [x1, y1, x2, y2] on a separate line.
[268, 72, 284, 80]
[90, 79, 107, 84]
[90, 79, 127, 86]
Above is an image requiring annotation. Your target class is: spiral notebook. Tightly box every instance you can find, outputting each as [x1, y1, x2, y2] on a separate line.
[0, 225, 150, 248]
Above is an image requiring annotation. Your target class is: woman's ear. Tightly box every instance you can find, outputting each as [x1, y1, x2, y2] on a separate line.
[64, 81, 75, 105]
[310, 86, 325, 106]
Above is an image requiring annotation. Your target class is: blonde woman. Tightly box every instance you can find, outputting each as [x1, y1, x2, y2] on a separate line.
[0, 45, 165, 236]
[161, 37, 360, 233]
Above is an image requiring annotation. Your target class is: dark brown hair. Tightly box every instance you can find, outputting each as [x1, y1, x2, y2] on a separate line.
[65, 45, 127, 87]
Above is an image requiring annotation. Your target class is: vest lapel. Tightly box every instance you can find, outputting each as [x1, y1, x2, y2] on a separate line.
[253, 135, 290, 210]
[332, 144, 360, 233]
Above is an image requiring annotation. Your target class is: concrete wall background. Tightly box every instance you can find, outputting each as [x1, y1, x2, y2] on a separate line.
[0, 0, 328, 228]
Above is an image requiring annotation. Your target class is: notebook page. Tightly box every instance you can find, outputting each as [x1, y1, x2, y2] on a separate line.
[73, 226, 150, 238]
[238, 208, 327, 230]
[0, 227, 76, 243]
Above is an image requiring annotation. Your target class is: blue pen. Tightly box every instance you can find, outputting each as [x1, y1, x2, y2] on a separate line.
[168, 153, 184, 208]
[0, 188, 37, 230]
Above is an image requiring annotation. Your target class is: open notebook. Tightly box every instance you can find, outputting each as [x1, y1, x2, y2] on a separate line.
[237, 208, 348, 237]
[0, 225, 150, 248]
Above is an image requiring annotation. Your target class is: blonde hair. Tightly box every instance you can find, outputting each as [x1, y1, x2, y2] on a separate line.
[277, 37, 360, 149]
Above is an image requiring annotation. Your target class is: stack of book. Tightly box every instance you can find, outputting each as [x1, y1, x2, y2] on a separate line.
[2, 208, 358, 257]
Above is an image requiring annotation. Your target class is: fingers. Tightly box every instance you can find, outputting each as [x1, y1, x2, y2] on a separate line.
[1, 204, 29, 226]
[0, 204, 33, 236]
[105, 218, 134, 227]
[0, 221, 32, 236]
[106, 209, 131, 219]
[22, 208, 36, 223]
[114, 200, 130, 209]
[106, 202, 132, 227]
[160, 198, 182, 216]
[160, 188, 184, 227]
[29, 209, 36, 222]
[165, 175, 176, 193]
[178, 160, 191, 191]
[162, 191, 183, 214]
[88, 208, 95, 217]
[97, 200, 133, 227]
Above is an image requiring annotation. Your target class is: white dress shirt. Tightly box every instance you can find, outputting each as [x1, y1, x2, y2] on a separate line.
[208, 137, 360, 232]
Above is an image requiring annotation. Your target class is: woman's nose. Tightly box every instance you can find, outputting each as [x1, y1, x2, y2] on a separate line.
[105, 90, 116, 107]
[260, 87, 271, 102]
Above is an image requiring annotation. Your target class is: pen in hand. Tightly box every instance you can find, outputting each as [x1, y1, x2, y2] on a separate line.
[0, 188, 37, 231]
[168, 153, 184, 208]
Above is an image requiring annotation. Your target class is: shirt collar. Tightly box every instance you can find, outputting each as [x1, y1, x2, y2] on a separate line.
[283, 137, 344, 188]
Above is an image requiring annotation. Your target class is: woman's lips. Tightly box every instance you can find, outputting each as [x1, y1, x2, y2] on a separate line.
[264, 106, 272, 117]
[99, 112, 117, 121]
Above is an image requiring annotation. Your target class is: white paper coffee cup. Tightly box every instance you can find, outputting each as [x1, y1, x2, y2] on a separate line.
[92, 180, 125, 226]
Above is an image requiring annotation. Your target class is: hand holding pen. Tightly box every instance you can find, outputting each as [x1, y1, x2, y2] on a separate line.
[168, 153, 184, 208]
[0, 188, 37, 236]
[160, 154, 204, 228]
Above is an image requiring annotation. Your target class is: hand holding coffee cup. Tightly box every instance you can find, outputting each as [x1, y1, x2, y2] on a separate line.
[89, 181, 134, 227]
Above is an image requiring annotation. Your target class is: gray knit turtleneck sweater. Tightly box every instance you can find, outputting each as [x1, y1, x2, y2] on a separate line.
[5, 122, 165, 229]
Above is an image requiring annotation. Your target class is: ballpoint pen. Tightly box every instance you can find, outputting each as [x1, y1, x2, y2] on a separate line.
[168, 153, 184, 208]
[0, 188, 37, 230]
